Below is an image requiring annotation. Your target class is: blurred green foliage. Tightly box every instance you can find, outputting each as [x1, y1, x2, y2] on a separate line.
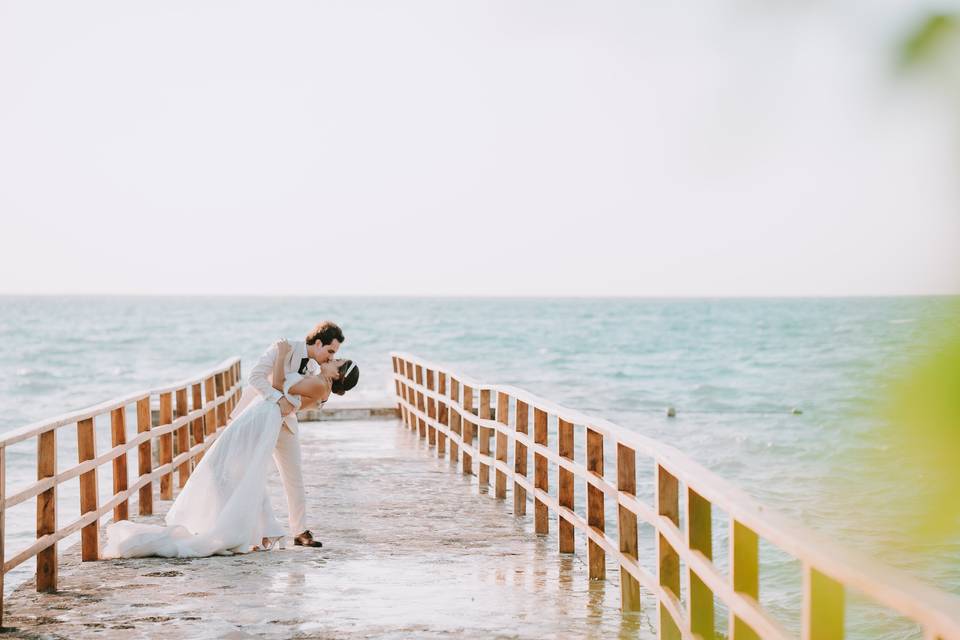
[884, 321, 960, 541]
[900, 13, 959, 67]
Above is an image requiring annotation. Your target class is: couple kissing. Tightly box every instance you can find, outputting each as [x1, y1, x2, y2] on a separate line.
[103, 321, 360, 559]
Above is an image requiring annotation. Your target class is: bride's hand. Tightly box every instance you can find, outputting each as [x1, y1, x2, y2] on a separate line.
[276, 339, 292, 359]
[278, 397, 295, 416]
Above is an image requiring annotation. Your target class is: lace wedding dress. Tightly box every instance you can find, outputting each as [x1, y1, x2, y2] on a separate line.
[102, 376, 305, 558]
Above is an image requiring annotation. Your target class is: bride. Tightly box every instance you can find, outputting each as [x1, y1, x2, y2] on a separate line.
[103, 347, 358, 558]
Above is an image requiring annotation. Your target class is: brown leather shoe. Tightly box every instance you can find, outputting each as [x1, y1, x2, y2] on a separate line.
[293, 530, 322, 548]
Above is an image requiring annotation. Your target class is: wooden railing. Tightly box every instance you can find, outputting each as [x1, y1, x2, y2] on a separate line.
[0, 357, 242, 623]
[391, 352, 960, 640]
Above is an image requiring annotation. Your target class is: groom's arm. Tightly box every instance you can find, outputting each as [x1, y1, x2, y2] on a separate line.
[248, 342, 284, 405]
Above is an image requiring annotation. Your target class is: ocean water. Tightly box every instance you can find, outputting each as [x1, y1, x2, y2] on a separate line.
[0, 296, 957, 637]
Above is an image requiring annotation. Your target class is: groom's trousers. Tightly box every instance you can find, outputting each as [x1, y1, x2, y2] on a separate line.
[273, 422, 307, 535]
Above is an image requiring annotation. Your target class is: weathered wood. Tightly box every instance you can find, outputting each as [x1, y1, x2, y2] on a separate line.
[191, 383, 205, 465]
[415, 365, 426, 438]
[77, 417, 99, 561]
[436, 372, 448, 457]
[495, 392, 509, 499]
[617, 443, 640, 611]
[534, 407, 549, 534]
[158, 393, 174, 500]
[558, 418, 574, 553]
[586, 427, 605, 580]
[731, 519, 761, 640]
[477, 389, 491, 488]
[175, 387, 190, 487]
[204, 377, 217, 436]
[110, 407, 129, 522]
[136, 397, 153, 516]
[449, 378, 461, 465]
[803, 566, 844, 640]
[426, 369, 437, 446]
[462, 386, 474, 475]
[392, 357, 402, 412]
[224, 367, 235, 414]
[688, 488, 714, 638]
[657, 464, 681, 640]
[215, 373, 226, 429]
[513, 399, 529, 516]
[37, 429, 57, 591]
[406, 378, 416, 430]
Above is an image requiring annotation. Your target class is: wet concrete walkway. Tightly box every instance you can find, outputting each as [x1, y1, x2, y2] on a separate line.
[4, 418, 651, 639]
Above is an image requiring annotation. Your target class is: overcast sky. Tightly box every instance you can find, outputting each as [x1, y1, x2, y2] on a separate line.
[1, 1, 958, 296]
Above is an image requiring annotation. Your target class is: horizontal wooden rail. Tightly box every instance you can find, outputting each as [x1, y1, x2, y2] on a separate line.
[0, 357, 242, 625]
[391, 352, 960, 640]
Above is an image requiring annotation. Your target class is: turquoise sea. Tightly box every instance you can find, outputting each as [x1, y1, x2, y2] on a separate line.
[0, 296, 957, 638]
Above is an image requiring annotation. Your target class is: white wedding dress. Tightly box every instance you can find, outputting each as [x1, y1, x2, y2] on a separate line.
[102, 376, 305, 558]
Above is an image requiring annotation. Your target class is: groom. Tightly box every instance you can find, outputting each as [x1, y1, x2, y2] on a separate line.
[231, 320, 345, 548]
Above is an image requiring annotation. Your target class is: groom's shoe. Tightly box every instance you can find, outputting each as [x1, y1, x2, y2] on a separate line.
[294, 530, 322, 548]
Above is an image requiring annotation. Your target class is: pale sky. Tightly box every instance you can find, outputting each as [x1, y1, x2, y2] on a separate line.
[1, 1, 958, 296]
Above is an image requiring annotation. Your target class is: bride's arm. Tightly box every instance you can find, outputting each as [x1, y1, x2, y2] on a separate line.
[288, 376, 331, 406]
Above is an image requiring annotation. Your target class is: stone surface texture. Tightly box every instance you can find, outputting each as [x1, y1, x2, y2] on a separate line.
[4, 419, 653, 639]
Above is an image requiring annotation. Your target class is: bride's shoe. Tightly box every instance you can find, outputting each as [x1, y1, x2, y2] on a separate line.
[254, 536, 281, 552]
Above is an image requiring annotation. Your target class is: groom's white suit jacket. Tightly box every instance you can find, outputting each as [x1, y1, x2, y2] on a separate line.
[230, 339, 320, 435]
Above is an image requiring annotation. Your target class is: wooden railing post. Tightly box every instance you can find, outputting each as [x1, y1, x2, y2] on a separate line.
[191, 383, 205, 466]
[688, 488, 715, 638]
[586, 426, 605, 580]
[399, 358, 411, 428]
[224, 367, 235, 415]
[204, 377, 217, 437]
[513, 400, 529, 516]
[233, 361, 242, 413]
[175, 387, 190, 487]
[558, 418, 574, 553]
[462, 385, 474, 476]
[136, 396, 153, 516]
[110, 407, 129, 522]
[437, 372, 448, 458]
[426, 369, 437, 447]
[803, 566, 844, 640]
[415, 365, 426, 438]
[495, 392, 509, 499]
[37, 429, 57, 590]
[657, 464, 681, 639]
[617, 443, 640, 611]
[215, 372, 226, 429]
[158, 392, 174, 500]
[405, 361, 415, 431]
[534, 407, 549, 534]
[478, 389, 491, 488]
[405, 365, 417, 430]
[77, 417, 99, 561]
[731, 520, 761, 640]
[392, 357, 402, 413]
[449, 378, 461, 465]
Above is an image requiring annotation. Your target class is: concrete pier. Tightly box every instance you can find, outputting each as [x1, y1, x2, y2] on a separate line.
[3, 418, 643, 639]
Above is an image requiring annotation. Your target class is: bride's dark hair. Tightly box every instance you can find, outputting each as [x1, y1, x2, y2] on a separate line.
[331, 360, 359, 395]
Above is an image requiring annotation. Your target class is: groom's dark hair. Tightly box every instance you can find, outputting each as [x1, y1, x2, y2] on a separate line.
[306, 321, 345, 346]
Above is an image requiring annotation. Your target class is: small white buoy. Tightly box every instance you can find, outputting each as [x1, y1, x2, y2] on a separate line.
[791, 408, 802, 415]
[666, 406, 676, 418]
